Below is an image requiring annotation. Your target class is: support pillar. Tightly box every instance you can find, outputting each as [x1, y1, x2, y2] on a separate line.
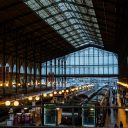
[2, 24, 6, 96]
[46, 61, 48, 89]
[50, 60, 52, 89]
[15, 31, 18, 94]
[58, 59, 60, 89]
[33, 62, 36, 91]
[61, 59, 64, 88]
[11, 58, 14, 91]
[64, 57, 66, 88]
[24, 42, 28, 94]
[40, 62, 42, 91]
[54, 58, 56, 89]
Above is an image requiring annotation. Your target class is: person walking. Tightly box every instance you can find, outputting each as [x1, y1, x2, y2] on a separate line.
[120, 121, 123, 128]
[114, 123, 118, 128]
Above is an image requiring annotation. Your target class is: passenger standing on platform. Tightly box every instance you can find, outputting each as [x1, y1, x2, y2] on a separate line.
[107, 101, 111, 115]
[120, 121, 123, 128]
[114, 123, 118, 128]
[112, 97, 115, 104]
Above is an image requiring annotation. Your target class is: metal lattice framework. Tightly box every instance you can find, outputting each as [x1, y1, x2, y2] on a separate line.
[0, 0, 127, 62]
[23, 0, 103, 48]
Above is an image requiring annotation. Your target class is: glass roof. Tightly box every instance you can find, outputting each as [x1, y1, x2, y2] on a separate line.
[23, 0, 103, 48]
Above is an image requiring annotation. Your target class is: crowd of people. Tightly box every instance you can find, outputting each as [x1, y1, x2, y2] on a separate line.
[114, 121, 123, 128]
[111, 89, 124, 128]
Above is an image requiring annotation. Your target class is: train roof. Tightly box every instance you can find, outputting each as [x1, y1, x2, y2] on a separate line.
[88, 95, 105, 106]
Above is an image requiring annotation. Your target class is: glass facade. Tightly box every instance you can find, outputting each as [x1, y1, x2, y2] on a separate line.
[65, 47, 118, 75]
[42, 47, 118, 87]
[42, 47, 118, 75]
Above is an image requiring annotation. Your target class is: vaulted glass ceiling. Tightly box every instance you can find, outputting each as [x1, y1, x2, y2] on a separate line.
[23, 0, 103, 48]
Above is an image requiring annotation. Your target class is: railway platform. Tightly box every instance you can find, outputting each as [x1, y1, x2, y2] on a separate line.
[105, 90, 128, 128]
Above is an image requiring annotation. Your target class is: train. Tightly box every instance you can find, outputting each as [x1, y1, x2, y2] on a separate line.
[61, 85, 110, 127]
[83, 86, 110, 127]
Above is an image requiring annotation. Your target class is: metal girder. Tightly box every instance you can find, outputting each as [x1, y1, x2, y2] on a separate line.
[34, 40, 70, 53]
[56, 32, 100, 44]
[0, 18, 44, 36]
[31, 0, 119, 16]
[6, 30, 68, 46]
[74, 40, 100, 46]
[51, 17, 117, 31]
[56, 21, 99, 31]
[77, 43, 105, 50]
[0, 7, 34, 24]
[43, 9, 118, 24]
[41, 74, 118, 78]
[0, 0, 123, 63]
[64, 31, 101, 40]
[51, 17, 97, 27]
[21, 27, 57, 38]
[0, 0, 22, 11]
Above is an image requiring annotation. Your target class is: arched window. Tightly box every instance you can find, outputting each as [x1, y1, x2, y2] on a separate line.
[13, 64, 16, 72]
[27, 66, 30, 74]
[20, 65, 24, 73]
[36, 68, 39, 75]
[6, 63, 11, 72]
[31, 68, 34, 74]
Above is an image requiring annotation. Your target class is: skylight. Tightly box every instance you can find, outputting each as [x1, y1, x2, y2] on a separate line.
[23, 0, 103, 48]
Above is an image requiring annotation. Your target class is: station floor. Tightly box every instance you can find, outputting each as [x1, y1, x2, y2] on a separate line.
[105, 91, 128, 128]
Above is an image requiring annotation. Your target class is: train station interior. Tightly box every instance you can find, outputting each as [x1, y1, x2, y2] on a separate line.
[0, 0, 128, 127]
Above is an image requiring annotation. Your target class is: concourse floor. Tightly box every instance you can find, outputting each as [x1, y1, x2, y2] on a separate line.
[105, 91, 128, 128]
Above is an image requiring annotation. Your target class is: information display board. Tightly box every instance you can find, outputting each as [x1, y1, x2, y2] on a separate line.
[82, 104, 95, 127]
[44, 104, 56, 126]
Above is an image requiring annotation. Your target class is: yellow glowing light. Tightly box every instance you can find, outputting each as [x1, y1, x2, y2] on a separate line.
[71, 89, 74, 91]
[66, 90, 69, 93]
[59, 91, 62, 94]
[0, 84, 2, 86]
[90, 84, 94, 87]
[54, 91, 57, 95]
[35, 96, 40, 101]
[28, 83, 30, 86]
[28, 96, 33, 101]
[5, 101, 11, 106]
[117, 82, 128, 88]
[56, 108, 60, 110]
[14, 101, 19, 106]
[90, 108, 94, 111]
[49, 93, 53, 97]
[79, 87, 82, 90]
[5, 83, 9, 87]
[43, 93, 47, 97]
[18, 83, 21, 86]
[12, 82, 15, 85]
[62, 90, 64, 93]
[75, 87, 78, 91]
